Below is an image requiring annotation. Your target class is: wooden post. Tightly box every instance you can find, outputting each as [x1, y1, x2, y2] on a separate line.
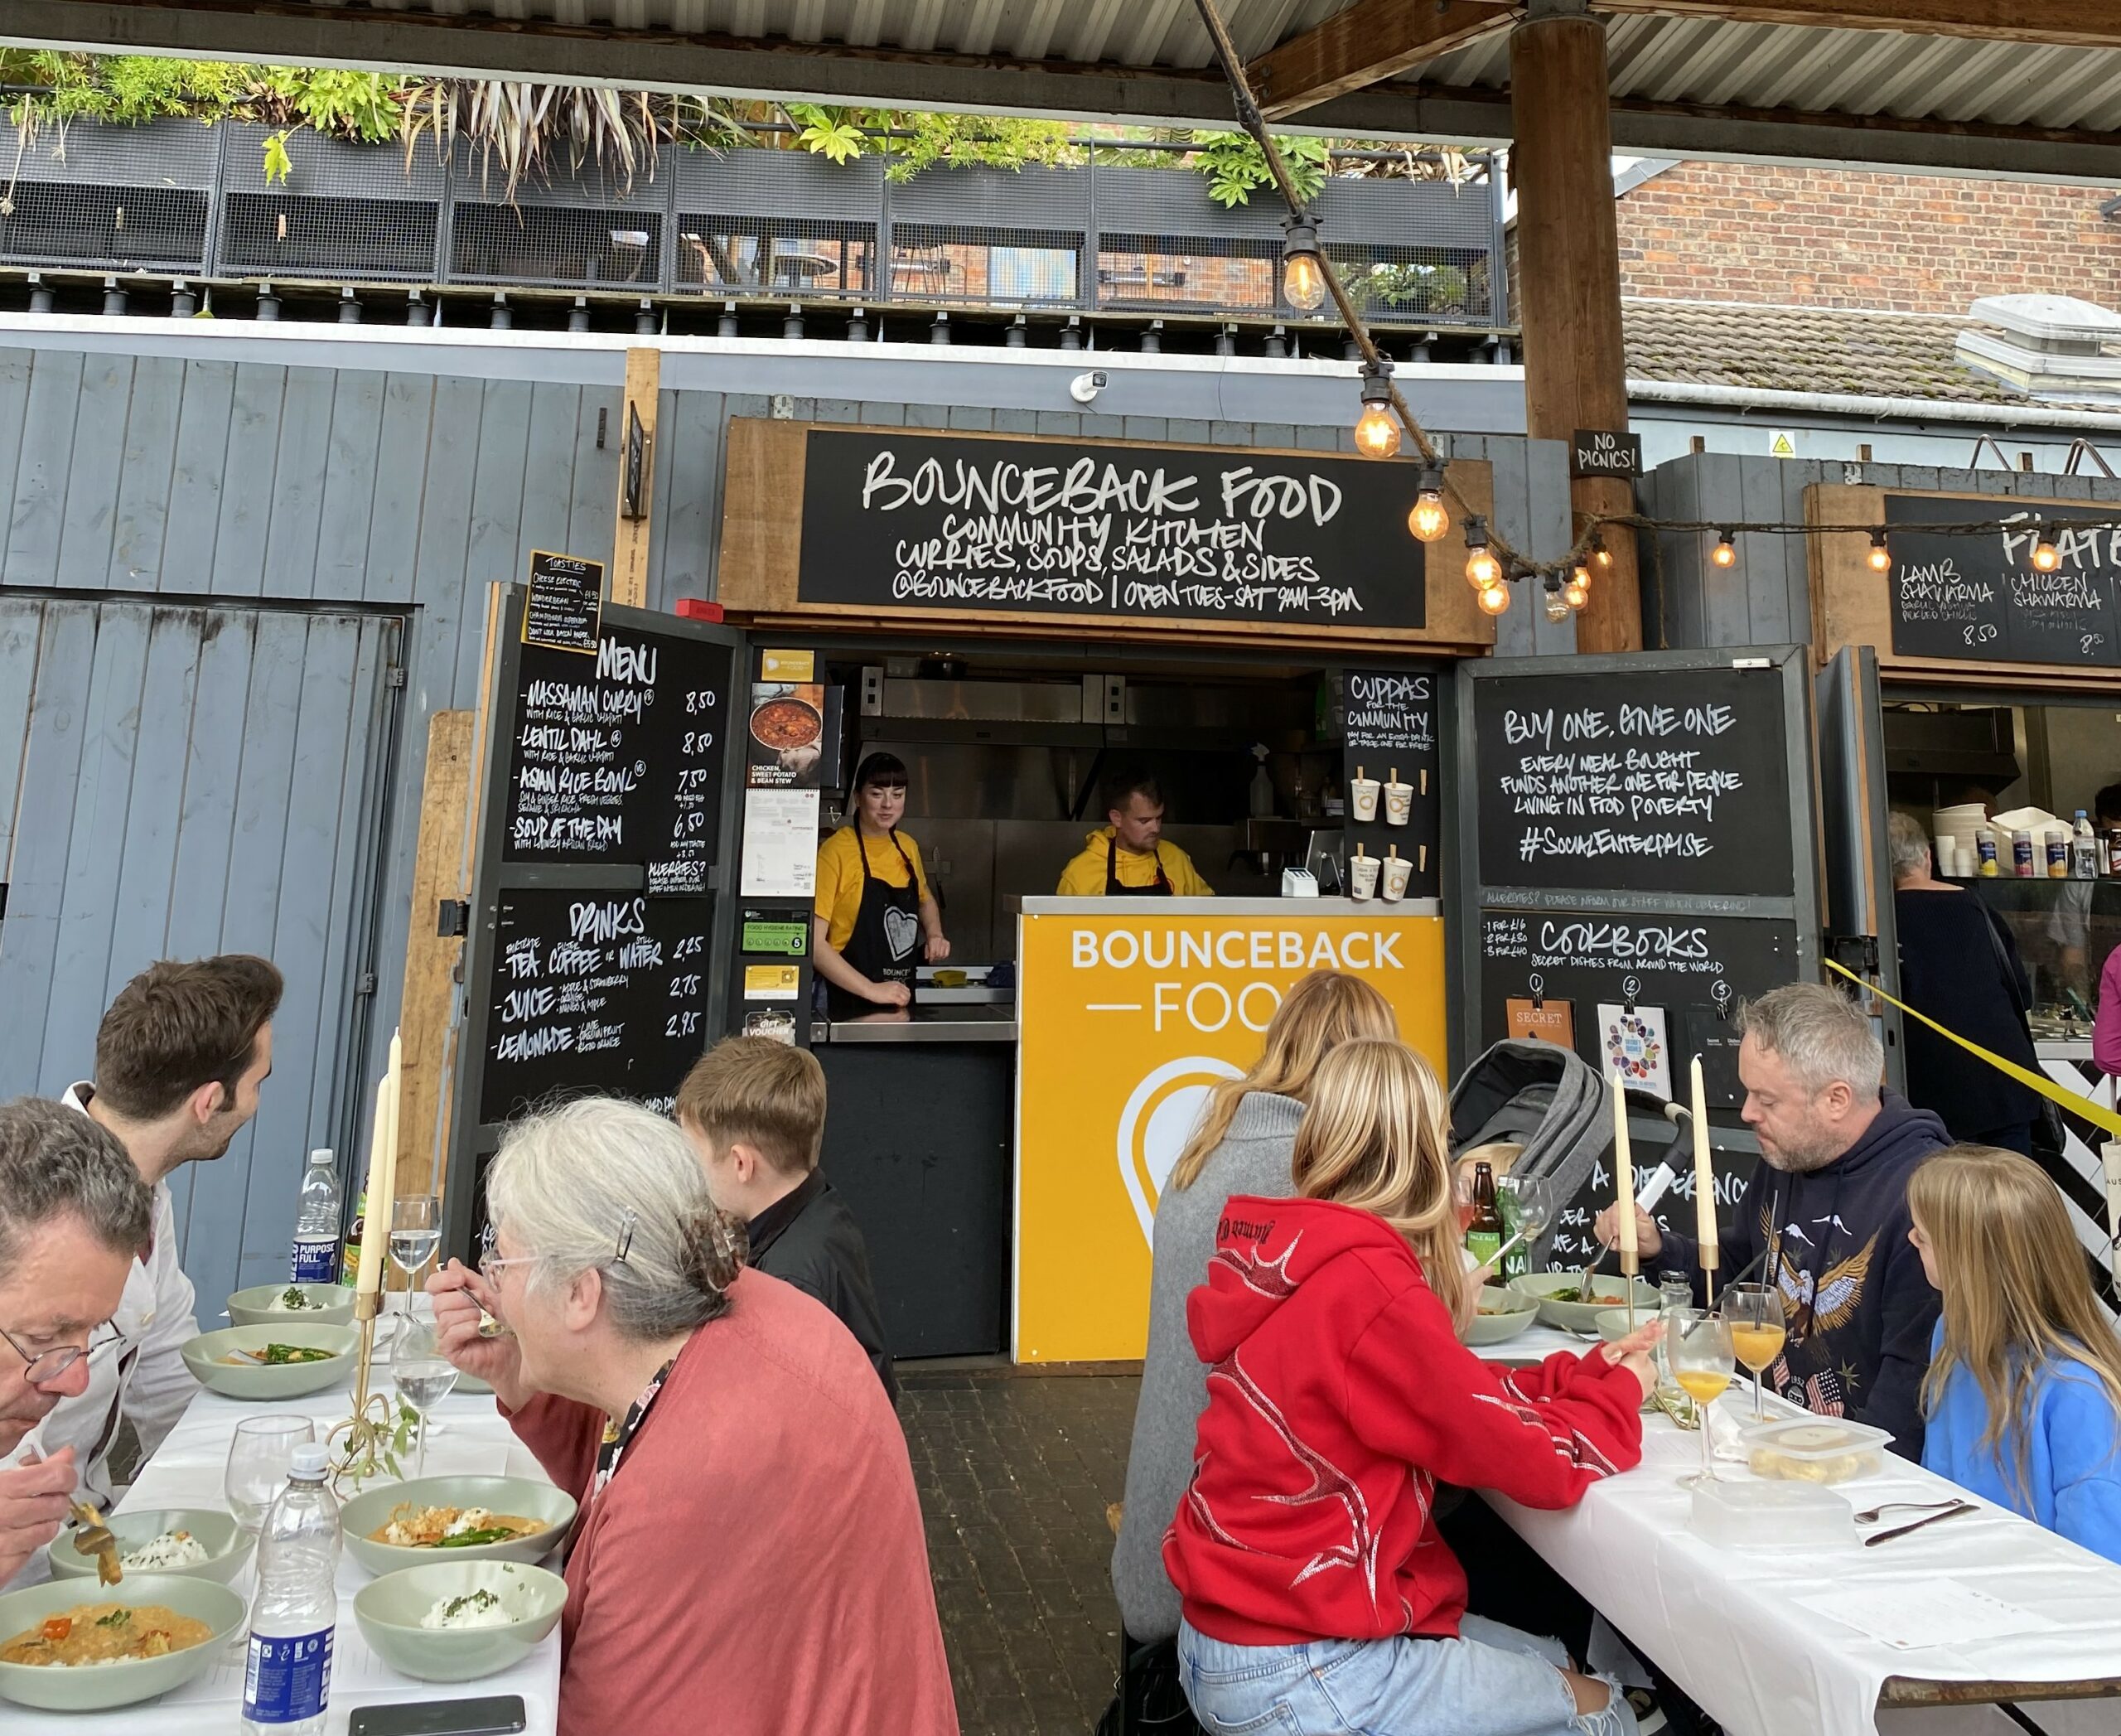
[611, 346, 660, 609]
[1510, 6, 1641, 654]
[394, 708, 476, 1202]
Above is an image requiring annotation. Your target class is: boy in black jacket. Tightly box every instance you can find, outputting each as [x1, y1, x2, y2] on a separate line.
[1597, 983, 1947, 1456]
[676, 1037, 898, 1405]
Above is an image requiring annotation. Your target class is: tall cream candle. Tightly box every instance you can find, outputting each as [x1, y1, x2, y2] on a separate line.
[1611, 1072, 1636, 1260]
[1691, 1054, 1719, 1267]
[354, 1072, 394, 1298]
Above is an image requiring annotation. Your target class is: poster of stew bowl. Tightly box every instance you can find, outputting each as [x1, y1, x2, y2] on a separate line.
[746, 681, 840, 788]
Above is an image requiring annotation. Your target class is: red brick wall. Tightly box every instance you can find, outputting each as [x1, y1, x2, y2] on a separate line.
[1616, 161, 2121, 313]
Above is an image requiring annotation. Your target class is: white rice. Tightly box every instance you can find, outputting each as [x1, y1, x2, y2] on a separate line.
[419, 1588, 517, 1631]
[119, 1530, 211, 1570]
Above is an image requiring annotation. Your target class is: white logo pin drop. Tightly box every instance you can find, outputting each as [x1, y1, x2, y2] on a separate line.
[1116, 1056, 1244, 1245]
[883, 906, 920, 961]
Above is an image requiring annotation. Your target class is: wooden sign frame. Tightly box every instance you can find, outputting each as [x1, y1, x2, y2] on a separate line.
[717, 418, 1498, 655]
[1809, 482, 2121, 693]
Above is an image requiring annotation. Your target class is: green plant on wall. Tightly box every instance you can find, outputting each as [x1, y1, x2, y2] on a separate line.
[782, 104, 1077, 181]
[1191, 131, 1330, 206]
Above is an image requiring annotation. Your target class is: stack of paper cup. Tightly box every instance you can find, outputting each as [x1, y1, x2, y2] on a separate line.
[1929, 803, 1988, 877]
[1350, 766, 1380, 824]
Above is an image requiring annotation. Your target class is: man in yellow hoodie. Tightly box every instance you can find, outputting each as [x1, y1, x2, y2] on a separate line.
[1056, 769, 1215, 898]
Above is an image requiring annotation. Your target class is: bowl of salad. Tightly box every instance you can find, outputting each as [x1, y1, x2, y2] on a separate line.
[354, 1559, 565, 1681]
[46, 1509, 252, 1586]
[179, 1324, 358, 1400]
[1510, 1270, 1664, 1335]
[338, 1477, 578, 1577]
[227, 1283, 355, 1329]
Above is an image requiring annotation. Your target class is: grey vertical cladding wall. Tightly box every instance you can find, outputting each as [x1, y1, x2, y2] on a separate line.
[0, 338, 1571, 1289]
[1640, 452, 2121, 651]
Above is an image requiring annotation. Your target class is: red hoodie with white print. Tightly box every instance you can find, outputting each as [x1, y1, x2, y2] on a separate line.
[1163, 1195, 1646, 1647]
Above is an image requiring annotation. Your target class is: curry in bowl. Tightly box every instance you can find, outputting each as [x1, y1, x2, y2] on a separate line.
[2, 1602, 212, 1667]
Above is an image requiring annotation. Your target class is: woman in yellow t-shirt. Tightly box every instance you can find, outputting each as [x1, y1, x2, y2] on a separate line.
[814, 752, 949, 1018]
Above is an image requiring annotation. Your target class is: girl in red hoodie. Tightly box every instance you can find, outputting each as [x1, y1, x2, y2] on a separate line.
[1163, 1037, 1657, 1736]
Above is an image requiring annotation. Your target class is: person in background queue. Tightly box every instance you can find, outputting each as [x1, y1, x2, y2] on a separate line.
[1056, 768, 1215, 898]
[675, 1037, 896, 1403]
[1597, 982, 1947, 1456]
[427, 1098, 957, 1736]
[1887, 812, 2042, 1155]
[41, 955, 283, 1526]
[813, 752, 948, 1018]
[0, 1100, 153, 1590]
[1910, 1144, 2121, 1564]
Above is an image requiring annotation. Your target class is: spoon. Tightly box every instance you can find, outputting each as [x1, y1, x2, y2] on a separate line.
[67, 1498, 121, 1586]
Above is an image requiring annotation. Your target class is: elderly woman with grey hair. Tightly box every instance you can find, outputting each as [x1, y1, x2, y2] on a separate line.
[1884, 808, 2042, 1155]
[428, 1097, 957, 1736]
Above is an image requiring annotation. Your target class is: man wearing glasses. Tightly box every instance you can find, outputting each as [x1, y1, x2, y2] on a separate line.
[0, 1098, 153, 1589]
[44, 955, 283, 1529]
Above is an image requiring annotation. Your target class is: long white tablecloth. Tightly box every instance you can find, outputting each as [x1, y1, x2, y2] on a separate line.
[12, 1381, 562, 1735]
[1476, 1327, 2121, 1736]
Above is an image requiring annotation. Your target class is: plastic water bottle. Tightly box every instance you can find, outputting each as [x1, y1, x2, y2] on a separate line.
[242, 1443, 340, 1736]
[290, 1148, 341, 1284]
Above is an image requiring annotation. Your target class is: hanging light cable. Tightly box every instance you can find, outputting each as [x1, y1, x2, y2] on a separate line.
[1407, 465, 1450, 543]
[1278, 213, 1326, 312]
[1352, 359, 1399, 458]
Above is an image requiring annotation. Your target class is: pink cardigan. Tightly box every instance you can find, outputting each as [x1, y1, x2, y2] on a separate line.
[507, 1268, 959, 1736]
[2096, 946, 2121, 1077]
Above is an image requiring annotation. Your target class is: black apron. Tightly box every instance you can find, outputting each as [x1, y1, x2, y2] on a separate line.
[1105, 836, 1173, 897]
[828, 827, 923, 1018]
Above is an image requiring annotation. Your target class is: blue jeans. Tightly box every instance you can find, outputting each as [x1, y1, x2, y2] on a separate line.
[1176, 1614, 1636, 1736]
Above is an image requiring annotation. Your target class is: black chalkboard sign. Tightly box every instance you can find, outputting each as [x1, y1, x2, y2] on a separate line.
[1886, 495, 2121, 668]
[1343, 665, 1440, 898]
[503, 620, 733, 883]
[796, 428, 1425, 630]
[1471, 665, 1792, 897]
[1543, 1136, 1757, 1274]
[479, 888, 714, 1122]
[523, 550, 602, 653]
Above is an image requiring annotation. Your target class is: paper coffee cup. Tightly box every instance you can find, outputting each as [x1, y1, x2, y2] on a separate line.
[1384, 781, 1413, 826]
[1349, 851, 1379, 901]
[1350, 768, 1380, 824]
[1380, 851, 1411, 902]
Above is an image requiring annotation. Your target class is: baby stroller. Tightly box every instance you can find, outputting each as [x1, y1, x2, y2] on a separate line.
[1448, 1040, 1686, 1269]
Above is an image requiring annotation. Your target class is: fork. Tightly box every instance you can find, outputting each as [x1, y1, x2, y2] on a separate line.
[67, 1497, 121, 1586]
[1853, 1497, 1964, 1524]
[1863, 1501, 1974, 1546]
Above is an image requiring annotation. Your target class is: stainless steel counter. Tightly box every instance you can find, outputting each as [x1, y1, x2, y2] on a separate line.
[811, 1004, 1019, 1045]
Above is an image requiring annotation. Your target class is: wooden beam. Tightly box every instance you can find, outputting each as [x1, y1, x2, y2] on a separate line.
[394, 708, 476, 1204]
[1249, 0, 1519, 119]
[1602, 0, 2121, 49]
[611, 346, 659, 610]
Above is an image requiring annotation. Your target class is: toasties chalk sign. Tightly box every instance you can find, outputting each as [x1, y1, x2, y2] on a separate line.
[796, 428, 1428, 630]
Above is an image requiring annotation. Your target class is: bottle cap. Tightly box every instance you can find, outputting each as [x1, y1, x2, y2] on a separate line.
[289, 1443, 330, 1478]
[309, 1148, 333, 1164]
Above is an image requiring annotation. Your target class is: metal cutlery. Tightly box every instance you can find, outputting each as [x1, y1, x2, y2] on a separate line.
[1863, 1501, 1974, 1546]
[67, 1497, 121, 1585]
[1853, 1497, 1964, 1525]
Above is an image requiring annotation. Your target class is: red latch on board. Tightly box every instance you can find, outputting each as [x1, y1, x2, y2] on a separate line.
[674, 598, 724, 622]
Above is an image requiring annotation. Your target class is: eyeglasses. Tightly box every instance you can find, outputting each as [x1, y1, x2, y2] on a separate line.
[478, 1211, 635, 1280]
[0, 1319, 118, 1386]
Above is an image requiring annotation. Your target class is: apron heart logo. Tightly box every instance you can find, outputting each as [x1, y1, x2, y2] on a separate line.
[884, 906, 920, 962]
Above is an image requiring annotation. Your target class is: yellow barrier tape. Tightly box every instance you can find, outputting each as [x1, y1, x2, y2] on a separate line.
[1824, 957, 2121, 1142]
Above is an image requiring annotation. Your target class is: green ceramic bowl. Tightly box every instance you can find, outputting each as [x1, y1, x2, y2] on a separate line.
[354, 1559, 566, 1682]
[0, 1574, 244, 1711]
[227, 1282, 356, 1328]
[1594, 1308, 1640, 1343]
[181, 1323, 357, 1400]
[339, 1476, 577, 1577]
[46, 1508, 251, 1585]
[1512, 1269, 1664, 1335]
[1465, 1285, 1539, 1347]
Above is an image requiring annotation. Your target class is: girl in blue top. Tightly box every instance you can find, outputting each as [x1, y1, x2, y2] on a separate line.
[1908, 1144, 2121, 1564]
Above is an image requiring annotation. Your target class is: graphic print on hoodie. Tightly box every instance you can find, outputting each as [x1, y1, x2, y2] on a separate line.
[1660, 1091, 1948, 1457]
[1162, 1196, 1647, 1648]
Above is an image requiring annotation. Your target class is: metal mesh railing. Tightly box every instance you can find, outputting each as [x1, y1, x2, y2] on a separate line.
[0, 182, 210, 273]
[450, 202, 663, 289]
[675, 217, 877, 297]
[221, 194, 440, 282]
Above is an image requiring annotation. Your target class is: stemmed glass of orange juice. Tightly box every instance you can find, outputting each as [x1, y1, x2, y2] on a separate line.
[1725, 1283, 1786, 1420]
[1669, 1309, 1735, 1487]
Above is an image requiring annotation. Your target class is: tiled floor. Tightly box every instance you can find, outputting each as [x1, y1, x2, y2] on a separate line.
[901, 1368, 1142, 1736]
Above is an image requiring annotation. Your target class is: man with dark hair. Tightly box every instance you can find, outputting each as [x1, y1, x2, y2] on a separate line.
[2051, 781, 2121, 1001]
[0, 1098, 154, 1589]
[1056, 766, 1215, 897]
[45, 955, 283, 1517]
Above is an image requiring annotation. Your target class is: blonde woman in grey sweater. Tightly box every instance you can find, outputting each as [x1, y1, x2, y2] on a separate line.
[1110, 971, 1399, 1642]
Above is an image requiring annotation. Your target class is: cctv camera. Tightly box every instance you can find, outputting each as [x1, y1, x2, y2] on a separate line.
[1070, 370, 1109, 404]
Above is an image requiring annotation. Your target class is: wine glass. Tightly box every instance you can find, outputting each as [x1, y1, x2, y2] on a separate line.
[225, 1415, 315, 1534]
[1724, 1282, 1787, 1420]
[389, 1319, 459, 1480]
[389, 1196, 442, 1319]
[1499, 1173, 1554, 1267]
[1668, 1308, 1735, 1488]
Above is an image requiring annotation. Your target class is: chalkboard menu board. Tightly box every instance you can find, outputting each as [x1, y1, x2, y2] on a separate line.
[1886, 495, 2121, 668]
[796, 428, 1425, 630]
[479, 889, 714, 1122]
[1544, 1140, 1756, 1273]
[1471, 664, 1792, 897]
[503, 620, 734, 891]
[1342, 665, 1440, 897]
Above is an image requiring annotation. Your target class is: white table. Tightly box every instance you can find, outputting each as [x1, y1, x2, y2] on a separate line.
[12, 1381, 562, 1735]
[1474, 1328, 2121, 1736]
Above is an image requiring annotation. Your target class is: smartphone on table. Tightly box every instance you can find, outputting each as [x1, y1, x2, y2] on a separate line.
[347, 1695, 529, 1736]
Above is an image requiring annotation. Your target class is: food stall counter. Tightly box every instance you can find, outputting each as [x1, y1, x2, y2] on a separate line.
[811, 1004, 1018, 1044]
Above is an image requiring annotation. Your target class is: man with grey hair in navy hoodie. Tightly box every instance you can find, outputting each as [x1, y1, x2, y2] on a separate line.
[1597, 981, 1947, 1458]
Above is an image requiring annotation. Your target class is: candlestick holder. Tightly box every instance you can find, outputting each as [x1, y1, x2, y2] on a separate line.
[1620, 1245, 1640, 1332]
[1702, 1247, 1720, 1314]
[326, 1290, 406, 1492]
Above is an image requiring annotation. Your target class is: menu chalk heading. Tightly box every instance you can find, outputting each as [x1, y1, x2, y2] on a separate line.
[797, 428, 1428, 629]
[522, 550, 603, 654]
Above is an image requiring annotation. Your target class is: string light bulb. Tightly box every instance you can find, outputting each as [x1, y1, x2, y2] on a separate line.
[1544, 578, 1569, 624]
[1476, 580, 1512, 617]
[1711, 529, 1738, 568]
[1592, 535, 1613, 569]
[1279, 215, 1326, 312]
[1464, 515, 1500, 590]
[1572, 559, 1592, 590]
[1408, 466, 1450, 543]
[1867, 530, 1892, 573]
[1352, 360, 1399, 458]
[2032, 525, 2061, 573]
[1562, 572, 1591, 610]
